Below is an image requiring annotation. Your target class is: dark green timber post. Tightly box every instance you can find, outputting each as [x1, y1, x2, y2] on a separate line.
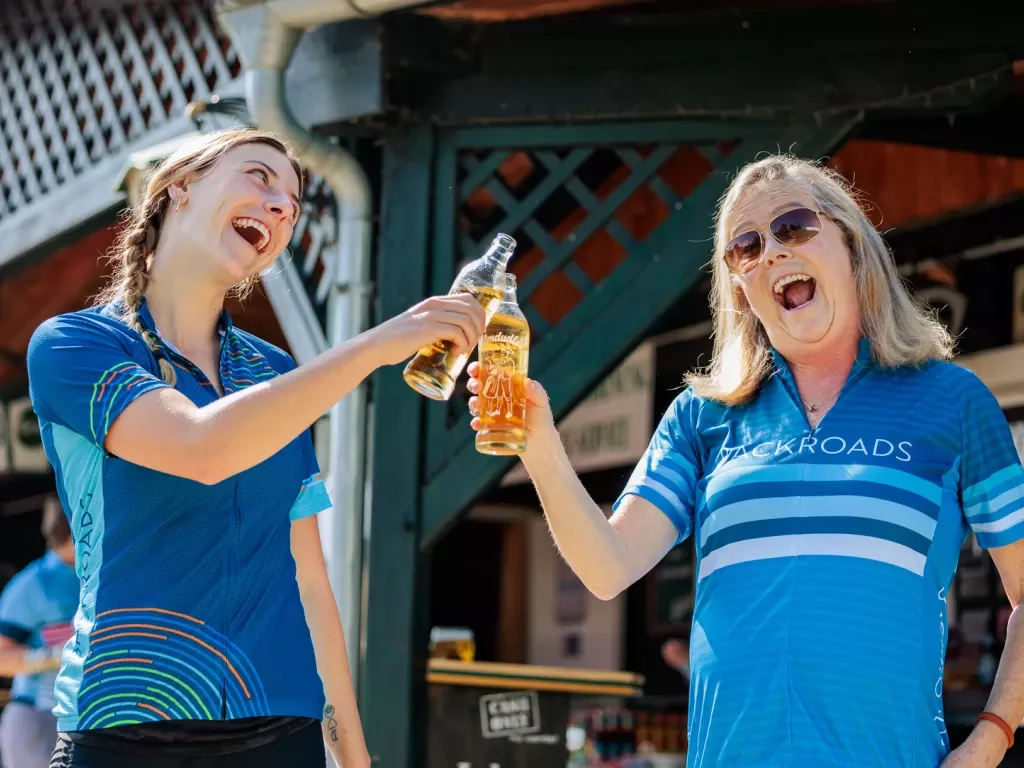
[361, 125, 435, 768]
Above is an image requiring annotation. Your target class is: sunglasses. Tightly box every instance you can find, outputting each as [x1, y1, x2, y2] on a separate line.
[723, 207, 827, 275]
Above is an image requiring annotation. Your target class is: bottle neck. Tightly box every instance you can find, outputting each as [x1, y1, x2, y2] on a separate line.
[485, 237, 515, 270]
[502, 284, 518, 304]
[485, 250, 513, 272]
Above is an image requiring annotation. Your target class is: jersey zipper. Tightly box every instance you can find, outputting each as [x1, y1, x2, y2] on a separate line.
[774, 357, 871, 435]
[146, 322, 236, 716]
[220, 480, 243, 719]
[218, 330, 237, 719]
[772, 353, 871, 755]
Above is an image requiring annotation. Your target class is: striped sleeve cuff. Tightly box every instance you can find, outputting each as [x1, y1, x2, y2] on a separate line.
[614, 465, 694, 544]
[964, 464, 1024, 549]
[289, 473, 332, 521]
[89, 362, 170, 448]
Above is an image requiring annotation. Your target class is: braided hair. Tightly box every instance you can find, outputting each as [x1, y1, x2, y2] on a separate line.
[96, 129, 302, 385]
[117, 189, 177, 384]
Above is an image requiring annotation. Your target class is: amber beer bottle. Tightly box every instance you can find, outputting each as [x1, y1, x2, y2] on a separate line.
[403, 234, 516, 401]
[476, 274, 530, 455]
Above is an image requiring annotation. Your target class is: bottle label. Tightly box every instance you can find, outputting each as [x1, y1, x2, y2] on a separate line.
[484, 332, 519, 345]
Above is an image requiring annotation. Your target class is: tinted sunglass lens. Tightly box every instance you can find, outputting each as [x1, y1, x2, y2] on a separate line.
[771, 208, 822, 246]
[725, 231, 762, 273]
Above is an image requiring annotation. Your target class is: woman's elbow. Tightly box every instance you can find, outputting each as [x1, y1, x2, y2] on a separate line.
[589, 583, 624, 602]
[581, 566, 631, 602]
[175, 428, 232, 485]
[176, 443, 225, 485]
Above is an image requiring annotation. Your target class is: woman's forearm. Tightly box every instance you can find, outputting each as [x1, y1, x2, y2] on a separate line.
[0, 646, 60, 677]
[192, 334, 380, 482]
[301, 584, 367, 767]
[291, 517, 369, 767]
[106, 292, 488, 484]
[521, 431, 631, 600]
[981, 606, 1024, 739]
[107, 332, 383, 484]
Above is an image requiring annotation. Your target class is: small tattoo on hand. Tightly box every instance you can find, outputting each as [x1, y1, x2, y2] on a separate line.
[324, 704, 339, 742]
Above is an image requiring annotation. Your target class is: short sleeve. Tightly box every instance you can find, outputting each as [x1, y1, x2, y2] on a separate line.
[957, 371, 1024, 549]
[613, 389, 702, 544]
[289, 429, 332, 522]
[0, 571, 41, 645]
[27, 313, 170, 450]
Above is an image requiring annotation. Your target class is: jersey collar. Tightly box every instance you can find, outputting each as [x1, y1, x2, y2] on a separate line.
[134, 297, 233, 342]
[770, 336, 874, 384]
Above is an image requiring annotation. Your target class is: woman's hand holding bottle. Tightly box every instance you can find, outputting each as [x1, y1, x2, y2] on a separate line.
[466, 362, 557, 448]
[367, 293, 488, 367]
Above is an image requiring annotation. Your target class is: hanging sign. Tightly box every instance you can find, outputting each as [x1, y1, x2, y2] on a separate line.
[6, 397, 49, 473]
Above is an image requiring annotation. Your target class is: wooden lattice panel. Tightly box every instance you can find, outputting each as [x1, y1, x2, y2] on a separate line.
[455, 141, 738, 335]
[426, 126, 742, 476]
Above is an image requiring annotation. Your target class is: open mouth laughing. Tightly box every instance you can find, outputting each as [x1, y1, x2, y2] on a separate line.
[773, 272, 817, 311]
[231, 217, 271, 254]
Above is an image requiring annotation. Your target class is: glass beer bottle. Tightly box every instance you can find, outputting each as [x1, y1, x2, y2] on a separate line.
[403, 234, 516, 401]
[476, 273, 530, 455]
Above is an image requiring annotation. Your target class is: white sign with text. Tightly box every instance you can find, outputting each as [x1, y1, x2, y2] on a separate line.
[479, 690, 540, 739]
[7, 397, 49, 473]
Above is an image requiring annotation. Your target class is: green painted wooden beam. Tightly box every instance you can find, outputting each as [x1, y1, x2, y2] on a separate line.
[398, 52, 1012, 127]
[418, 114, 860, 547]
[388, 3, 1024, 80]
[361, 126, 434, 768]
[385, 3, 1021, 127]
[443, 120, 772, 150]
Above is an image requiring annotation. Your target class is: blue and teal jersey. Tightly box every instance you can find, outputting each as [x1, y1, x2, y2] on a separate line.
[617, 339, 1024, 767]
[26, 299, 332, 731]
[0, 551, 79, 711]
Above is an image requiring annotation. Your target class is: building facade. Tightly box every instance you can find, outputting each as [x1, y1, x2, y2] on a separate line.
[1, 0, 1023, 764]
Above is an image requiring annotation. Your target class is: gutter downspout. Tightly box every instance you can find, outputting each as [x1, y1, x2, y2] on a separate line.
[248, 29, 372, 696]
[217, 0, 426, 696]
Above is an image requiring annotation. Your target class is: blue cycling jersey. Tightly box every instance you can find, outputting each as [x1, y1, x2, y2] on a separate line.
[26, 300, 331, 731]
[0, 551, 79, 711]
[617, 339, 1024, 768]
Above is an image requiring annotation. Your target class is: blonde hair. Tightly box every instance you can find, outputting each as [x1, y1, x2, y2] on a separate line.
[687, 154, 954, 406]
[97, 128, 302, 385]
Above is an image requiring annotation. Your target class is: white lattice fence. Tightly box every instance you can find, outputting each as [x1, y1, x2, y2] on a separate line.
[0, 0, 240, 222]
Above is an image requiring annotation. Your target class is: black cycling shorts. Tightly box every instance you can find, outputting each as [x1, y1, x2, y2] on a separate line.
[49, 717, 325, 767]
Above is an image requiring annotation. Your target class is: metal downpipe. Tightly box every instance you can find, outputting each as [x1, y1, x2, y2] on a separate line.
[240, 11, 372, 696]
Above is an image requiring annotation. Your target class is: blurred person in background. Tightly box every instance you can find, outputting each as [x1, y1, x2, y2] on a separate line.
[0, 496, 78, 768]
[661, 638, 690, 682]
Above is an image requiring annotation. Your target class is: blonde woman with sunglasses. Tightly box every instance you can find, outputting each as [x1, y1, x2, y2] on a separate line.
[467, 155, 1024, 768]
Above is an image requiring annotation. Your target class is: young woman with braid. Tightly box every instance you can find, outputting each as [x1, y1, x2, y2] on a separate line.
[27, 128, 488, 767]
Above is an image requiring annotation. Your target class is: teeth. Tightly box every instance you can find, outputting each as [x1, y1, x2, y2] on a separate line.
[232, 217, 270, 251]
[773, 273, 813, 294]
